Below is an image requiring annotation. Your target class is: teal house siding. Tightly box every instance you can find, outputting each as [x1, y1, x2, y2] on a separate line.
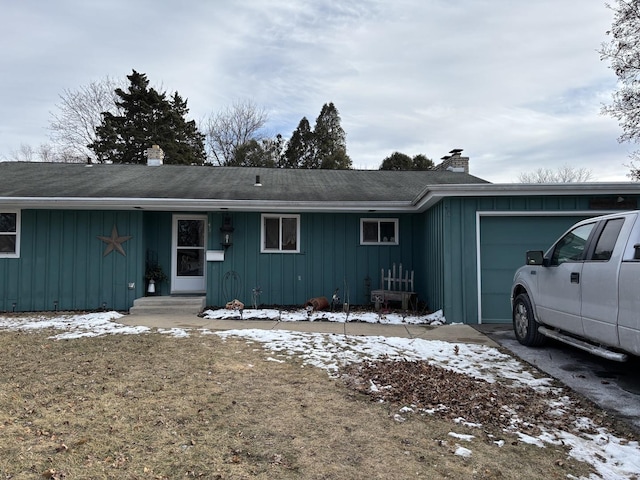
[422, 203, 446, 315]
[425, 194, 640, 324]
[142, 211, 173, 296]
[0, 210, 144, 312]
[422, 199, 479, 324]
[205, 212, 418, 308]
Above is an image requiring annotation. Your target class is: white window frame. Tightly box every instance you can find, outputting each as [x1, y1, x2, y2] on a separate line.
[360, 218, 399, 245]
[261, 214, 300, 253]
[0, 210, 20, 258]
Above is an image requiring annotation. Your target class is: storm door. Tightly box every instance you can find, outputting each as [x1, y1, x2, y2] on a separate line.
[171, 215, 207, 293]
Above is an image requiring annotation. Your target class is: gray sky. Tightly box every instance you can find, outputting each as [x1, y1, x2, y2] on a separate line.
[0, 1, 632, 182]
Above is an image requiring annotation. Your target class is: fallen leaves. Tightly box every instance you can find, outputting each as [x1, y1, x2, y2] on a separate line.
[341, 357, 560, 434]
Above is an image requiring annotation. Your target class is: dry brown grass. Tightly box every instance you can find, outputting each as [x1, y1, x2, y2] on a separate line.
[0, 329, 598, 479]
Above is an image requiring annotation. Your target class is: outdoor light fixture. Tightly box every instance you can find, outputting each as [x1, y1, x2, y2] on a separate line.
[220, 215, 234, 249]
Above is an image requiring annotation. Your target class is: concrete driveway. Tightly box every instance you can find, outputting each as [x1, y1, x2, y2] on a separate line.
[476, 324, 640, 434]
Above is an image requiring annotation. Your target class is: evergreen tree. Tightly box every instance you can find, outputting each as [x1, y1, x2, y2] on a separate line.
[379, 152, 412, 170]
[231, 140, 272, 167]
[283, 117, 315, 168]
[313, 102, 351, 169]
[411, 154, 434, 170]
[89, 70, 206, 165]
[379, 152, 434, 170]
[231, 135, 284, 168]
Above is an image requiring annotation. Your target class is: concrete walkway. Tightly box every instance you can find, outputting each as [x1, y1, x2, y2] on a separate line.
[119, 313, 499, 347]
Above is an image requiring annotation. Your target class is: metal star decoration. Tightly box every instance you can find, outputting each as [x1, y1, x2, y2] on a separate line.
[97, 225, 132, 257]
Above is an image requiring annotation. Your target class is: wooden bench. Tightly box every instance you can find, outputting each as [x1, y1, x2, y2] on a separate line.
[370, 263, 416, 310]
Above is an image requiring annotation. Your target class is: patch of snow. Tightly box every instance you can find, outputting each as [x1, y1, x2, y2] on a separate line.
[393, 414, 406, 423]
[201, 308, 446, 325]
[454, 445, 472, 457]
[448, 432, 475, 442]
[0, 311, 149, 339]
[266, 357, 285, 363]
[158, 327, 190, 338]
[453, 418, 483, 429]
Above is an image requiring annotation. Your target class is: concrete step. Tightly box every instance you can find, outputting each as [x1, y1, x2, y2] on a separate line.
[129, 296, 206, 315]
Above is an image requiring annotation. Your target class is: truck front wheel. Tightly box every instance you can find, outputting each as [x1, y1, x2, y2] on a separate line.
[513, 293, 546, 347]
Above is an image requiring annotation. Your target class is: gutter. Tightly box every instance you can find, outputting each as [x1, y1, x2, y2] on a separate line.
[0, 197, 417, 213]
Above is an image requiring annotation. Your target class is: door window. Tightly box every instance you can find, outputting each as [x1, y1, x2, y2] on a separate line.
[176, 219, 204, 276]
[550, 223, 595, 265]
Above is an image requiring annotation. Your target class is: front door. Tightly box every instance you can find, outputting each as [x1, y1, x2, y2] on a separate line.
[171, 215, 206, 293]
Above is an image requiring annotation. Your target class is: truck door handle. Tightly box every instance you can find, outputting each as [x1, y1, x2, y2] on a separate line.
[570, 272, 580, 284]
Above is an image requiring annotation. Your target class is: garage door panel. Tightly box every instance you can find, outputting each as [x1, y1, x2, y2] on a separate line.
[482, 293, 512, 323]
[479, 215, 590, 323]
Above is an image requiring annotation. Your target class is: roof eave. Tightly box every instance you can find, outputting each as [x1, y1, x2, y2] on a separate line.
[413, 182, 640, 211]
[0, 197, 417, 213]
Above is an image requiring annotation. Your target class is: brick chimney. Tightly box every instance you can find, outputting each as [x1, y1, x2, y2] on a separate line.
[146, 144, 164, 166]
[433, 148, 469, 173]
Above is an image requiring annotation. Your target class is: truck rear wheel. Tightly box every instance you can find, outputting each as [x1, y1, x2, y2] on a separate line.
[513, 293, 546, 347]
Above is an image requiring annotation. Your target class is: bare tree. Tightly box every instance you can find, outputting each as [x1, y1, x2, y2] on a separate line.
[6, 143, 77, 162]
[9, 144, 35, 162]
[202, 99, 268, 165]
[518, 166, 594, 183]
[49, 76, 124, 162]
[599, 0, 640, 179]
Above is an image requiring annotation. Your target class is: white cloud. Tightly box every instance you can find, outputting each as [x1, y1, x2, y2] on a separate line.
[0, 0, 631, 181]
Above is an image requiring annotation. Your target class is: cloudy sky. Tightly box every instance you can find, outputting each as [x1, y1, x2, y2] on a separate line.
[0, 1, 632, 182]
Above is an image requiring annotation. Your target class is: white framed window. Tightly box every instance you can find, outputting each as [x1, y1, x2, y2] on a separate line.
[0, 210, 20, 258]
[360, 218, 399, 245]
[261, 214, 300, 253]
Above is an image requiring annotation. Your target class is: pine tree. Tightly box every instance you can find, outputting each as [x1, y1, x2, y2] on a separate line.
[283, 117, 316, 168]
[379, 152, 434, 170]
[89, 70, 206, 165]
[379, 152, 413, 170]
[313, 103, 351, 169]
[411, 154, 434, 170]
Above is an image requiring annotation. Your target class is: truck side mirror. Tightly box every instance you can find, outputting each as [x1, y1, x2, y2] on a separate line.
[526, 250, 544, 266]
[634, 244, 640, 260]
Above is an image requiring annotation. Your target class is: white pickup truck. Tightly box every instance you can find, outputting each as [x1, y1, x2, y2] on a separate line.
[511, 210, 640, 362]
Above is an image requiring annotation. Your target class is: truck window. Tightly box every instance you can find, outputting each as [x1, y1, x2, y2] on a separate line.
[591, 218, 624, 261]
[550, 223, 595, 265]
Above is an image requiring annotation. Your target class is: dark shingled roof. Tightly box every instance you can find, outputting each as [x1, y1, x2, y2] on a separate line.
[0, 163, 490, 203]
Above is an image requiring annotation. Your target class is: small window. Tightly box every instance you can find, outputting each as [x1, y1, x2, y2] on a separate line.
[0, 211, 19, 258]
[550, 223, 595, 265]
[261, 214, 300, 253]
[360, 218, 399, 245]
[591, 218, 624, 261]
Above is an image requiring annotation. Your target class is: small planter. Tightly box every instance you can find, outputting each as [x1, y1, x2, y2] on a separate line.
[145, 263, 167, 296]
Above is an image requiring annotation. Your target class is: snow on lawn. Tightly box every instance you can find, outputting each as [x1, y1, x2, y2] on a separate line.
[201, 307, 446, 325]
[0, 311, 639, 479]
